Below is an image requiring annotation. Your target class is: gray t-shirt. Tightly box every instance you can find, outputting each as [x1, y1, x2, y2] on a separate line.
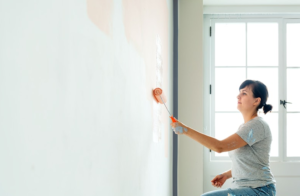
[228, 116, 276, 188]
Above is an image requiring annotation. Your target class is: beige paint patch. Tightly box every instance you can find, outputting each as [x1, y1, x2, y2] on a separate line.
[152, 36, 165, 144]
[86, 0, 113, 36]
[122, 0, 169, 157]
[153, 36, 164, 143]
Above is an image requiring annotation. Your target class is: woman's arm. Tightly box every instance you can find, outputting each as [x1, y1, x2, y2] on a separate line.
[183, 126, 222, 153]
[171, 118, 247, 153]
[223, 169, 232, 179]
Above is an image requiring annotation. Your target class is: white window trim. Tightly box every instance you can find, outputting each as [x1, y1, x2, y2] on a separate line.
[203, 6, 300, 15]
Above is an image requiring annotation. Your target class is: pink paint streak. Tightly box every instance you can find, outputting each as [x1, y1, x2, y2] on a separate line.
[87, 0, 113, 37]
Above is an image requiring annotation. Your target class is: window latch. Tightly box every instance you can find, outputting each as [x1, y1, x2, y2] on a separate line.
[280, 100, 292, 109]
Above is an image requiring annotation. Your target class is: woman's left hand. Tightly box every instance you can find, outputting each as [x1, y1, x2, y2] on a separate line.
[170, 118, 188, 134]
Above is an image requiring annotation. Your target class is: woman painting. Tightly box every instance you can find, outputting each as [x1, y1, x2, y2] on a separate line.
[171, 80, 276, 196]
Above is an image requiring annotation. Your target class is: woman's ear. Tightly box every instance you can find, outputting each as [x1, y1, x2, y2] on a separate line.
[254, 97, 261, 106]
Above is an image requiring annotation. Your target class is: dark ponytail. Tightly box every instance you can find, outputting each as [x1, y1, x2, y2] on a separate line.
[263, 104, 273, 115]
[239, 80, 272, 115]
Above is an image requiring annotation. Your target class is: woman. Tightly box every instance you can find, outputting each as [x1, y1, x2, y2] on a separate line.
[171, 80, 276, 196]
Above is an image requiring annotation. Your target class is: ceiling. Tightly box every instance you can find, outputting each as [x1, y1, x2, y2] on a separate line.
[203, 0, 300, 5]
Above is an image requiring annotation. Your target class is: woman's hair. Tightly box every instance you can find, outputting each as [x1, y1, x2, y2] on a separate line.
[239, 80, 273, 114]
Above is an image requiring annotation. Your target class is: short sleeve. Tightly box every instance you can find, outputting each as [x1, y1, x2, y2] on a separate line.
[236, 121, 266, 146]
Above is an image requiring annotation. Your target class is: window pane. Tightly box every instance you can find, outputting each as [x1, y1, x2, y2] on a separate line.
[287, 23, 300, 67]
[215, 23, 246, 66]
[258, 113, 279, 157]
[287, 68, 300, 111]
[215, 113, 244, 157]
[247, 23, 278, 66]
[215, 68, 246, 111]
[247, 68, 278, 111]
[287, 113, 300, 157]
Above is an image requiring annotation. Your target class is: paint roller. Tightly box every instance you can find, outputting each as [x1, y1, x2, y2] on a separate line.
[153, 88, 177, 123]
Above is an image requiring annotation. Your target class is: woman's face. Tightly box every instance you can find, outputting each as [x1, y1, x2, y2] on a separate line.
[237, 85, 260, 112]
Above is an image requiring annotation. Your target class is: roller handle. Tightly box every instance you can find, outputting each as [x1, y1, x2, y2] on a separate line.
[170, 116, 177, 123]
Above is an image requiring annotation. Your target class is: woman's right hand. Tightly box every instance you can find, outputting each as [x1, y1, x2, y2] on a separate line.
[211, 173, 227, 188]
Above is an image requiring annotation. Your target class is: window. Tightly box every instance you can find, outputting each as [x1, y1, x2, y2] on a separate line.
[205, 17, 300, 161]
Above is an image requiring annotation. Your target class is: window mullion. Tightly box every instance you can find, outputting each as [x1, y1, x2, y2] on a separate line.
[281, 19, 287, 161]
[246, 22, 248, 78]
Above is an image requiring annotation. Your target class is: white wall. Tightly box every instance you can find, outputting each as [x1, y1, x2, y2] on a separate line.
[0, 0, 173, 195]
[178, 0, 204, 195]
